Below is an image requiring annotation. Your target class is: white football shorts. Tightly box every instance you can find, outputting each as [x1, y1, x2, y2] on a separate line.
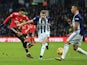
[67, 30, 83, 46]
[38, 31, 50, 42]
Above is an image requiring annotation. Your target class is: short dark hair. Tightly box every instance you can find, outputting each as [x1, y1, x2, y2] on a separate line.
[40, 10, 46, 14]
[72, 4, 79, 10]
[19, 8, 26, 12]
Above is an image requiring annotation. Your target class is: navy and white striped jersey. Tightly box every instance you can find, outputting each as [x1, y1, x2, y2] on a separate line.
[33, 16, 50, 33]
[72, 12, 84, 35]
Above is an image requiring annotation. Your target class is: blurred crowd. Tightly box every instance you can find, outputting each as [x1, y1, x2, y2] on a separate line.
[0, 0, 87, 37]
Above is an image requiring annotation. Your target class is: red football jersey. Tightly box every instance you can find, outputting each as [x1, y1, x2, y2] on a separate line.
[3, 12, 29, 28]
[21, 24, 29, 34]
[29, 24, 36, 33]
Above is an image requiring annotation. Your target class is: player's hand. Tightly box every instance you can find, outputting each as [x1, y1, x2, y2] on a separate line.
[0, 24, 4, 27]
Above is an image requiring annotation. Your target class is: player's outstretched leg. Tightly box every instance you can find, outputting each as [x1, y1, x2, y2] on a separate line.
[39, 37, 49, 60]
[23, 42, 33, 58]
[40, 43, 47, 60]
[18, 36, 33, 58]
[76, 47, 87, 55]
[73, 45, 87, 55]
[25, 37, 34, 48]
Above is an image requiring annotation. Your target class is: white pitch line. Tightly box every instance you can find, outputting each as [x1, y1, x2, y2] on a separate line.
[29, 57, 55, 61]
[29, 57, 87, 61]
[42, 58, 55, 60]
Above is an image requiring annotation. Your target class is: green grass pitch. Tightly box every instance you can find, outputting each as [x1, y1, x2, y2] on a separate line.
[0, 42, 87, 65]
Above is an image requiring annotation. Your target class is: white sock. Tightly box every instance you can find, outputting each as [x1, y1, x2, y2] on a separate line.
[61, 44, 69, 59]
[40, 44, 46, 57]
[45, 43, 48, 46]
[27, 43, 30, 46]
[76, 47, 87, 55]
[26, 52, 30, 55]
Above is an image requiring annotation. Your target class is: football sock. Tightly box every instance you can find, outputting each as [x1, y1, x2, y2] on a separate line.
[25, 49, 29, 54]
[40, 43, 46, 58]
[40, 55, 43, 58]
[26, 52, 30, 55]
[76, 47, 87, 55]
[45, 43, 48, 46]
[45, 43, 49, 49]
[61, 44, 69, 59]
[27, 43, 30, 46]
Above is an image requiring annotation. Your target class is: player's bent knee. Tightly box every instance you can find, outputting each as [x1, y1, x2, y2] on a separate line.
[73, 48, 77, 51]
[22, 43, 27, 48]
[42, 38, 48, 44]
[73, 45, 78, 51]
[73, 47, 78, 51]
[65, 41, 70, 45]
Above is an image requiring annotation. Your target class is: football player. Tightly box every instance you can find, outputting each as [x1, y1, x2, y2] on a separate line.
[20, 10, 50, 59]
[1, 8, 33, 58]
[56, 5, 87, 61]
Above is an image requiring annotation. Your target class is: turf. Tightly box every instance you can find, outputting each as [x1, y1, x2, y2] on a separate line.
[0, 42, 87, 65]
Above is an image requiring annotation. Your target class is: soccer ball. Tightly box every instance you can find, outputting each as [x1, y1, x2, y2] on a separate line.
[57, 47, 64, 55]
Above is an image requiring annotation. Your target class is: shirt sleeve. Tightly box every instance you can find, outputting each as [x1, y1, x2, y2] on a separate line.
[32, 16, 39, 22]
[74, 15, 80, 22]
[3, 13, 13, 24]
[47, 16, 51, 21]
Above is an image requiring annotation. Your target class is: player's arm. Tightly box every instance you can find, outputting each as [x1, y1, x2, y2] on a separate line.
[0, 14, 13, 27]
[19, 16, 37, 26]
[47, 16, 51, 25]
[3, 14, 13, 24]
[21, 16, 33, 25]
[17, 20, 33, 27]
[73, 22, 79, 31]
[26, 20, 34, 24]
[25, 16, 38, 24]
[73, 15, 80, 32]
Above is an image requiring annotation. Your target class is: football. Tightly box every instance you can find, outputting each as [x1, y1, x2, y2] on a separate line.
[57, 47, 64, 55]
